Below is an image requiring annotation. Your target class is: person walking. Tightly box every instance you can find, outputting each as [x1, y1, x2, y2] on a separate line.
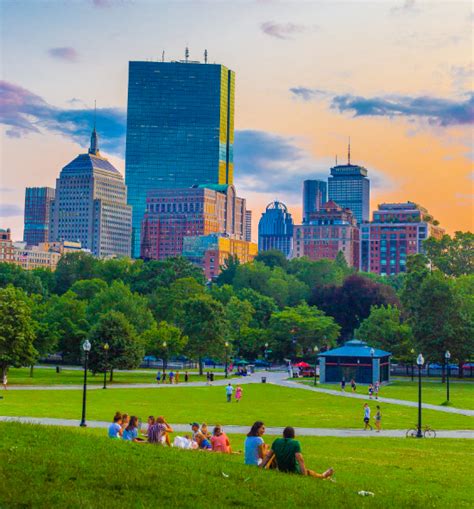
[235, 385, 243, 403]
[206, 372, 211, 386]
[374, 381, 380, 399]
[351, 379, 357, 392]
[162, 372, 167, 384]
[368, 384, 374, 399]
[340, 379, 346, 392]
[155, 371, 161, 384]
[175, 371, 180, 384]
[375, 405, 382, 432]
[169, 371, 174, 384]
[184, 371, 189, 383]
[363, 403, 373, 431]
[226, 383, 234, 402]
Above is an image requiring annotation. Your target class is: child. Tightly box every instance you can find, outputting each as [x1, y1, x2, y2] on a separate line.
[375, 405, 382, 432]
[108, 412, 123, 439]
[374, 381, 380, 399]
[144, 415, 155, 437]
[121, 413, 130, 431]
[201, 423, 211, 439]
[363, 403, 372, 431]
[368, 384, 374, 399]
[156, 371, 161, 384]
[235, 385, 243, 403]
[211, 425, 231, 453]
[123, 416, 144, 442]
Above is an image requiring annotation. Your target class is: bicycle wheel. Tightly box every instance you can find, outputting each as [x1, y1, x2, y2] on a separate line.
[424, 429, 436, 438]
[406, 428, 418, 438]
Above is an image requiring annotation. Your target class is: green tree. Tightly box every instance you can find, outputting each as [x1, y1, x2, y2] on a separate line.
[255, 249, 288, 270]
[209, 284, 236, 306]
[88, 311, 144, 381]
[424, 231, 474, 277]
[54, 252, 99, 294]
[180, 295, 229, 374]
[400, 254, 430, 318]
[87, 281, 155, 334]
[268, 303, 340, 359]
[96, 257, 139, 285]
[225, 296, 255, 355]
[288, 258, 345, 289]
[70, 279, 108, 301]
[142, 321, 187, 370]
[236, 288, 277, 328]
[0, 286, 37, 381]
[356, 305, 414, 361]
[0, 263, 45, 295]
[215, 255, 240, 286]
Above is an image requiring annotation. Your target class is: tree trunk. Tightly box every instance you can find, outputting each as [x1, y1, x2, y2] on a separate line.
[30, 365, 34, 378]
[1, 364, 7, 382]
[198, 356, 203, 376]
[109, 369, 114, 382]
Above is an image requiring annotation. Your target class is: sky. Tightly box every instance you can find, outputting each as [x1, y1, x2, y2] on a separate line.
[1, 0, 473, 242]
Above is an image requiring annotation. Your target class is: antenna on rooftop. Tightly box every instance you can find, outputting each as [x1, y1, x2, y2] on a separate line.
[185, 46, 189, 63]
[335, 154, 338, 165]
[348, 137, 351, 165]
[94, 100, 97, 130]
[162, 50, 165, 62]
[204, 49, 208, 64]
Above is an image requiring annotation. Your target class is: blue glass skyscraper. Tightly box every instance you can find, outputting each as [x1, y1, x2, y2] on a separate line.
[302, 180, 327, 223]
[258, 201, 294, 258]
[125, 59, 235, 257]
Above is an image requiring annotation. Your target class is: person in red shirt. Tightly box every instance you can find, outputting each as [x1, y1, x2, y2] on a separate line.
[211, 425, 231, 453]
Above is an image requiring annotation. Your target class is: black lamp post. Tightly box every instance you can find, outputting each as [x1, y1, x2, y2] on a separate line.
[224, 341, 229, 378]
[370, 347, 375, 385]
[80, 339, 91, 427]
[416, 353, 424, 438]
[445, 350, 451, 403]
[313, 345, 319, 386]
[162, 341, 167, 373]
[410, 348, 415, 382]
[103, 342, 109, 389]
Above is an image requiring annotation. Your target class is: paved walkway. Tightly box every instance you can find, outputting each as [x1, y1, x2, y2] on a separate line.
[0, 416, 472, 439]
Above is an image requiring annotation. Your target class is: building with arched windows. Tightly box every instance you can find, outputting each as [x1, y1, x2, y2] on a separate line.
[258, 201, 294, 258]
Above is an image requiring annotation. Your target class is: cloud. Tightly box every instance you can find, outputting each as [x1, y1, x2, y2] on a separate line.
[0, 81, 126, 156]
[390, 0, 418, 14]
[290, 86, 474, 126]
[0, 204, 23, 217]
[260, 21, 316, 40]
[48, 47, 79, 62]
[450, 64, 474, 94]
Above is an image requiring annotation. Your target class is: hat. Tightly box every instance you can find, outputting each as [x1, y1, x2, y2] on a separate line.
[190, 422, 199, 427]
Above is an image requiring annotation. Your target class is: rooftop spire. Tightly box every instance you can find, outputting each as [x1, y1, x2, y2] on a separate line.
[347, 136, 351, 165]
[89, 100, 100, 156]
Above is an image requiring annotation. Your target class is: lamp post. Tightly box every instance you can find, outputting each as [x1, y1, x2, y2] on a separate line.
[103, 342, 109, 389]
[80, 339, 91, 427]
[162, 341, 167, 373]
[370, 347, 375, 385]
[445, 350, 451, 403]
[416, 353, 424, 438]
[224, 341, 229, 378]
[313, 346, 319, 386]
[410, 348, 415, 382]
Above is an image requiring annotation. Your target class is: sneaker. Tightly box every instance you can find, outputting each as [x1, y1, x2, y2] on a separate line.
[322, 468, 334, 479]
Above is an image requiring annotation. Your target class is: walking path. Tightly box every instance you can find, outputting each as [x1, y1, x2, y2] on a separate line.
[4, 371, 474, 417]
[0, 415, 472, 439]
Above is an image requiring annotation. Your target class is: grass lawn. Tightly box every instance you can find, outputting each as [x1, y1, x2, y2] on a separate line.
[304, 380, 474, 410]
[0, 423, 472, 508]
[1, 384, 472, 430]
[6, 367, 218, 385]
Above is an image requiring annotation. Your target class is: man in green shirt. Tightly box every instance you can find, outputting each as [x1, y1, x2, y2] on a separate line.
[261, 427, 334, 479]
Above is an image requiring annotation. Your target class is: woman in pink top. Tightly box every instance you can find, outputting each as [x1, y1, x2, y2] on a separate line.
[211, 425, 231, 453]
[235, 385, 243, 403]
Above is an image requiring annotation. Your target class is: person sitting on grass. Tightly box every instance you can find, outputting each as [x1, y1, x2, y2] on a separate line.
[108, 412, 123, 439]
[123, 416, 144, 442]
[143, 416, 155, 437]
[201, 422, 211, 439]
[121, 413, 130, 432]
[211, 425, 231, 453]
[244, 421, 268, 466]
[148, 416, 173, 446]
[260, 426, 334, 479]
[190, 422, 201, 439]
[194, 432, 212, 450]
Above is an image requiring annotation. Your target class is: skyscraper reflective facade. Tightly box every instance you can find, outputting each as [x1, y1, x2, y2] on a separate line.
[258, 201, 294, 257]
[23, 187, 55, 246]
[125, 60, 235, 257]
[302, 180, 327, 224]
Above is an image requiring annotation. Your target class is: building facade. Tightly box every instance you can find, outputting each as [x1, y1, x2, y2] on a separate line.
[125, 59, 235, 257]
[140, 184, 246, 260]
[23, 187, 56, 246]
[258, 201, 294, 257]
[182, 234, 258, 280]
[13, 242, 62, 271]
[360, 202, 445, 275]
[0, 229, 14, 263]
[302, 180, 327, 224]
[49, 129, 132, 258]
[245, 210, 252, 242]
[292, 201, 360, 267]
[328, 162, 370, 224]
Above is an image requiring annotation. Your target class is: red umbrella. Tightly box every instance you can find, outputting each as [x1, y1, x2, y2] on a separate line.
[293, 362, 311, 368]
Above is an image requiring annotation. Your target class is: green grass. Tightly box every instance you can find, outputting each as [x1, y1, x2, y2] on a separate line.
[6, 367, 217, 385]
[306, 381, 474, 410]
[1, 384, 472, 430]
[0, 423, 472, 508]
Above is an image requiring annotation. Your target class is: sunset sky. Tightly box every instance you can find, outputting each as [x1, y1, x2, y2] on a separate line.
[1, 0, 473, 241]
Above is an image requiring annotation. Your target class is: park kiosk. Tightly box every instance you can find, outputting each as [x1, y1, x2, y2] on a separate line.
[318, 339, 391, 385]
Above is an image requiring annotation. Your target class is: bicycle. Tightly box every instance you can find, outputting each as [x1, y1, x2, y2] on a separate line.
[406, 425, 436, 438]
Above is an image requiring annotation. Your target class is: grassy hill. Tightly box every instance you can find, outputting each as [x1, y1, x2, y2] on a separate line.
[0, 423, 472, 508]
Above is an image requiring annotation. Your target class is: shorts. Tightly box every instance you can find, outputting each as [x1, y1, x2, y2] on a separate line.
[364, 418, 370, 423]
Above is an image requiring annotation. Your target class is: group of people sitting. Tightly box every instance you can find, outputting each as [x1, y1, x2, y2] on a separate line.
[108, 413, 333, 480]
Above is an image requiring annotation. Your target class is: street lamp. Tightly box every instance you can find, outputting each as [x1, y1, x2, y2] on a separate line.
[103, 343, 110, 389]
[162, 341, 167, 373]
[313, 346, 319, 386]
[410, 348, 415, 382]
[416, 353, 424, 438]
[80, 339, 91, 427]
[264, 342, 269, 370]
[224, 341, 229, 379]
[445, 350, 451, 403]
[370, 348, 375, 385]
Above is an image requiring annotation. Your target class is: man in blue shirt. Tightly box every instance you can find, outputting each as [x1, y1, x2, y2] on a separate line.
[225, 383, 233, 402]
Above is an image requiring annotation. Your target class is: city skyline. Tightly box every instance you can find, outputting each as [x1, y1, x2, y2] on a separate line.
[1, 0, 473, 240]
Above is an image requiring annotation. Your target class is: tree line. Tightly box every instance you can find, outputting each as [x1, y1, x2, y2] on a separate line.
[0, 231, 472, 379]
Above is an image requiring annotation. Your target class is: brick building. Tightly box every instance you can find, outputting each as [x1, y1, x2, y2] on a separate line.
[292, 201, 360, 267]
[0, 228, 15, 263]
